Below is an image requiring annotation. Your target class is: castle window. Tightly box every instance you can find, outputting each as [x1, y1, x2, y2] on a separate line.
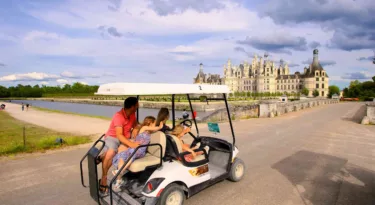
[322, 78, 325, 81]
[316, 84, 319, 88]
[315, 72, 319, 76]
[322, 84, 325, 88]
[284, 85, 286, 89]
[277, 85, 279, 89]
[292, 85, 294, 89]
[267, 85, 269, 90]
[316, 77, 319, 81]
[288, 85, 290, 90]
[299, 85, 302, 89]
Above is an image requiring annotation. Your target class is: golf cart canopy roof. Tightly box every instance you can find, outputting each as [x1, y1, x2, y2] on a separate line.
[95, 83, 230, 96]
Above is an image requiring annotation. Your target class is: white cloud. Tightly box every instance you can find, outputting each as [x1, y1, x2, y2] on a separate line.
[0, 72, 60, 82]
[23, 31, 60, 41]
[60, 71, 82, 78]
[79, 81, 88, 85]
[27, 0, 253, 35]
[56, 79, 69, 84]
[40, 81, 49, 85]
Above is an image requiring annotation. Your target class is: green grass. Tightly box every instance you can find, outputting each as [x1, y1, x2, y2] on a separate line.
[33, 106, 111, 120]
[0, 111, 92, 156]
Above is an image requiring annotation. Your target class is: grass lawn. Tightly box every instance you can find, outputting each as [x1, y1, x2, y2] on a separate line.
[0, 111, 92, 156]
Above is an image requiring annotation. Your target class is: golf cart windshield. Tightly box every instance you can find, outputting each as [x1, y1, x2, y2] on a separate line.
[95, 83, 235, 145]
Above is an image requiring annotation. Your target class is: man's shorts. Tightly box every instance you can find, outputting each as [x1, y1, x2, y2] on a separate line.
[102, 136, 120, 153]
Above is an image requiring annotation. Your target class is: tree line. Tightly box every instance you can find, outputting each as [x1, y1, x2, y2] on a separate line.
[343, 76, 375, 100]
[0, 83, 99, 98]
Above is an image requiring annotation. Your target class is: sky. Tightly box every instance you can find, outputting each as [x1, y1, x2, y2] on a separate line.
[0, 0, 374, 89]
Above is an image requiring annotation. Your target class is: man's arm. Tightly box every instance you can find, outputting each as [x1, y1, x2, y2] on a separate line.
[115, 127, 139, 148]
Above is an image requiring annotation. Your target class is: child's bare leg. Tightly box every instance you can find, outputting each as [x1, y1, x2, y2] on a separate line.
[117, 159, 133, 180]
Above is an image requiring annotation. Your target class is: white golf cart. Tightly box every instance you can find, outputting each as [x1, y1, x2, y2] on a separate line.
[80, 83, 245, 205]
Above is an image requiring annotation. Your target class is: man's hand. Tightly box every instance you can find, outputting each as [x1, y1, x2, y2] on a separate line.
[191, 152, 197, 158]
[129, 141, 141, 149]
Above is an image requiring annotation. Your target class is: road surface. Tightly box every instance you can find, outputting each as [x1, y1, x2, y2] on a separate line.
[0, 102, 374, 205]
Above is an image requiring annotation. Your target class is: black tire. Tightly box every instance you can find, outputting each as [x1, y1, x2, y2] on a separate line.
[228, 158, 245, 182]
[157, 184, 185, 205]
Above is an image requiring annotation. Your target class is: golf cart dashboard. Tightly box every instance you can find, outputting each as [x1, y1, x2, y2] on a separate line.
[198, 137, 232, 153]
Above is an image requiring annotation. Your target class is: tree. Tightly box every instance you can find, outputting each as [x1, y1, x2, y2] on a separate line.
[301, 87, 309, 96]
[372, 76, 375, 82]
[313, 89, 319, 97]
[328, 85, 340, 98]
[0, 86, 10, 98]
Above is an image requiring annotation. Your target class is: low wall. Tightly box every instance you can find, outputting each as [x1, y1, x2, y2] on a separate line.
[199, 104, 259, 122]
[259, 99, 339, 118]
[362, 102, 375, 124]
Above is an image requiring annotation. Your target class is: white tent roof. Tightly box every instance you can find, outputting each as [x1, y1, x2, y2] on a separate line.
[95, 83, 230, 95]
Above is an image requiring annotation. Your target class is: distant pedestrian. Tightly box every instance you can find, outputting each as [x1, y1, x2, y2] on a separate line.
[21, 103, 24, 111]
[182, 109, 189, 119]
[26, 103, 29, 111]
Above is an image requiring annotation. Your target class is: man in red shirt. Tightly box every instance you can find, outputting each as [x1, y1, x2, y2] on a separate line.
[99, 97, 139, 193]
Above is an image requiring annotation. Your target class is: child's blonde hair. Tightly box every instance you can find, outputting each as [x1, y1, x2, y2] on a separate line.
[134, 116, 156, 135]
[170, 125, 184, 136]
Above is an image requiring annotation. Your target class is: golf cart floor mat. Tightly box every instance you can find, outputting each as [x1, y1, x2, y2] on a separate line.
[100, 190, 142, 205]
[209, 163, 227, 179]
[209, 151, 230, 169]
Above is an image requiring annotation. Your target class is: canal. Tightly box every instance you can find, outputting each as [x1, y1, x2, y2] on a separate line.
[10, 100, 212, 120]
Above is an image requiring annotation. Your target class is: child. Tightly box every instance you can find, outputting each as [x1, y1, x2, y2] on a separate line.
[111, 116, 163, 190]
[170, 125, 204, 162]
[156, 108, 171, 133]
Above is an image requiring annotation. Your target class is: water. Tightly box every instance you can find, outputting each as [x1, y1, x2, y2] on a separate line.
[10, 100, 211, 120]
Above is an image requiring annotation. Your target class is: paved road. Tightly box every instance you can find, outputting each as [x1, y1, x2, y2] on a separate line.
[1, 102, 375, 205]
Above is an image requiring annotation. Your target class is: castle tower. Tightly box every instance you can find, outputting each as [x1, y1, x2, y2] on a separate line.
[226, 59, 232, 77]
[284, 62, 289, 75]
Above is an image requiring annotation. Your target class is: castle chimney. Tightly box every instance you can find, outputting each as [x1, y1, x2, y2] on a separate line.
[313, 49, 319, 65]
[199, 63, 203, 72]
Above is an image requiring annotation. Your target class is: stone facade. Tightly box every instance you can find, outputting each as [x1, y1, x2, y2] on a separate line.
[194, 49, 329, 97]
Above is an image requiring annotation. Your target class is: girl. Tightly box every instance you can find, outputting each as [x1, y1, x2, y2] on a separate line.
[112, 116, 163, 190]
[156, 108, 171, 133]
[170, 125, 204, 162]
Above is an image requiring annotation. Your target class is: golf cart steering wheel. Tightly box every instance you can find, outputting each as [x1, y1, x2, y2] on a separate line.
[180, 119, 192, 128]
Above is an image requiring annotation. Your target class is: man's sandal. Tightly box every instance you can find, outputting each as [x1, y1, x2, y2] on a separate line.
[98, 179, 109, 196]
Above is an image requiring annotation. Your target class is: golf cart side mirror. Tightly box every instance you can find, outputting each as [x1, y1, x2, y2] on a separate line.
[207, 122, 220, 134]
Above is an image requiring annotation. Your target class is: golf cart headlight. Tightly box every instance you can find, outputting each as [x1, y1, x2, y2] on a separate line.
[143, 178, 165, 194]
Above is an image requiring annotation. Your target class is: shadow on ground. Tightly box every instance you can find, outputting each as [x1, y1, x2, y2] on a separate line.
[272, 150, 375, 205]
[341, 104, 367, 123]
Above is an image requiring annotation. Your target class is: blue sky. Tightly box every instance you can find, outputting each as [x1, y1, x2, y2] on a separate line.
[0, 0, 374, 89]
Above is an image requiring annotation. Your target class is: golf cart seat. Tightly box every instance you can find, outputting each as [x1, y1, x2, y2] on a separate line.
[128, 131, 166, 172]
[168, 135, 206, 163]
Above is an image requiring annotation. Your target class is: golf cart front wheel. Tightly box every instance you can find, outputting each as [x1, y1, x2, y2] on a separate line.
[228, 158, 245, 182]
[157, 184, 185, 205]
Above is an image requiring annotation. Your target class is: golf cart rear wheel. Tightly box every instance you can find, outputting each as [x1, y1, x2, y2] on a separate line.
[158, 184, 185, 205]
[228, 158, 245, 182]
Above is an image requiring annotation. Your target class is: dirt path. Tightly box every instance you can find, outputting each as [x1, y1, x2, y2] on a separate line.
[2, 102, 110, 136]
